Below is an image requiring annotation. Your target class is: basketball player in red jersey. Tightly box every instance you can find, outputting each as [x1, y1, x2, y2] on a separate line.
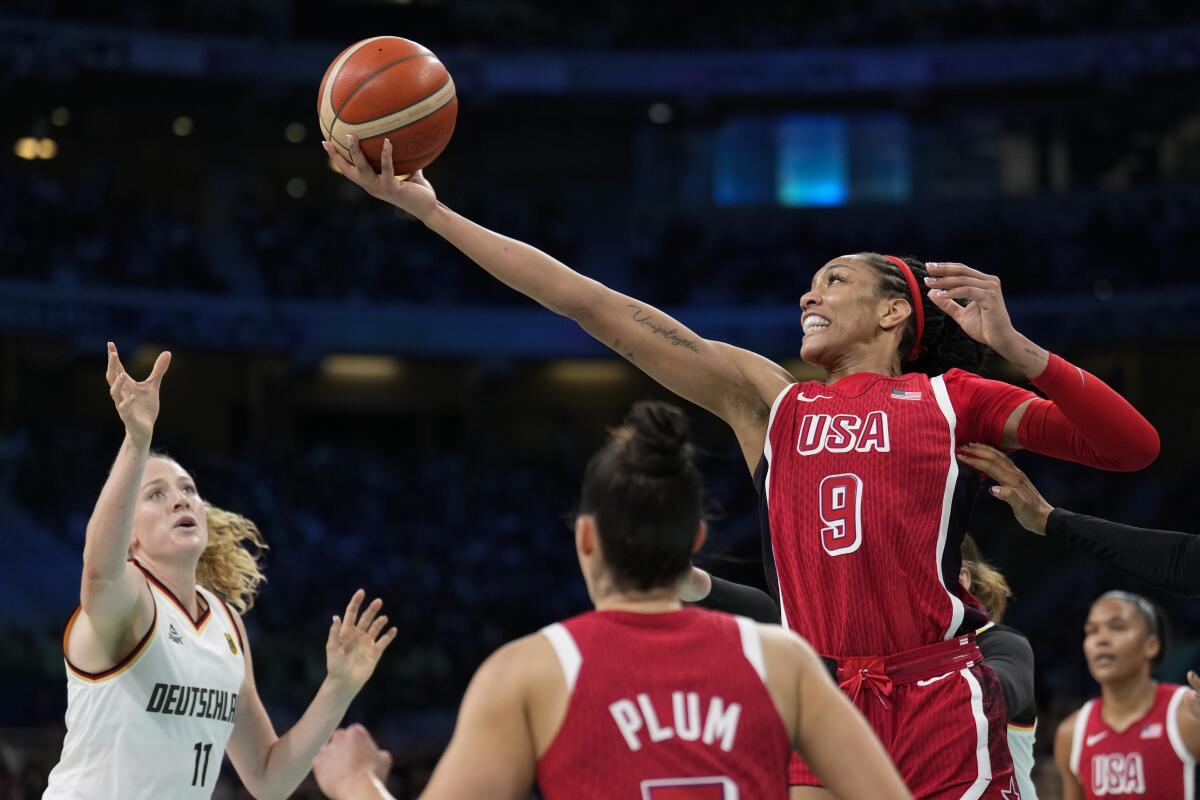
[313, 403, 910, 800]
[1055, 592, 1200, 799]
[325, 136, 1158, 798]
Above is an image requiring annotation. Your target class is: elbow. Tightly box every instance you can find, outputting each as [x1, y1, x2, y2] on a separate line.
[1113, 428, 1161, 472]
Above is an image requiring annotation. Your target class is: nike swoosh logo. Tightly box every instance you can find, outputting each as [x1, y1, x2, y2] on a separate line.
[916, 672, 954, 686]
[1086, 731, 1109, 746]
[796, 392, 833, 403]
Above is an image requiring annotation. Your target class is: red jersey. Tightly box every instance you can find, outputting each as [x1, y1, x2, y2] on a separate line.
[755, 369, 1033, 657]
[536, 607, 792, 800]
[1069, 683, 1196, 799]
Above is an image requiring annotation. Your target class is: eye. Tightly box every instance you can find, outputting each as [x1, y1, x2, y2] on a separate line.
[148, 489, 165, 500]
[828, 273, 844, 285]
[182, 485, 197, 496]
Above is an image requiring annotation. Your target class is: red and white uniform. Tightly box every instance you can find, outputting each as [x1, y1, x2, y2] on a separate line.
[536, 607, 792, 800]
[756, 369, 1032, 796]
[1070, 683, 1197, 800]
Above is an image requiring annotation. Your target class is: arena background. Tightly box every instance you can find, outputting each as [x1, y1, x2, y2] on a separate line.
[3, 1, 1200, 797]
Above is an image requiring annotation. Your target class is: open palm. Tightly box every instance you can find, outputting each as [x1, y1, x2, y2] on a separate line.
[105, 342, 171, 445]
[326, 589, 398, 689]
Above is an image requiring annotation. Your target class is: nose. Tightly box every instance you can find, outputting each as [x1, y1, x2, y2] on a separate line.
[800, 288, 821, 310]
[171, 492, 192, 512]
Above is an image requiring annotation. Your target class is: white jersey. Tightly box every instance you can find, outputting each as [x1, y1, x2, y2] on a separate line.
[44, 563, 246, 800]
[1007, 722, 1039, 800]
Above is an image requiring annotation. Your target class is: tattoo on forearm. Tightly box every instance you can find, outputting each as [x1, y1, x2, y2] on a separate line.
[626, 305, 701, 353]
[613, 338, 636, 363]
[1023, 346, 1047, 363]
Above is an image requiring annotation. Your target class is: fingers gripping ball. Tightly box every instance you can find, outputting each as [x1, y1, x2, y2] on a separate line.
[317, 36, 457, 176]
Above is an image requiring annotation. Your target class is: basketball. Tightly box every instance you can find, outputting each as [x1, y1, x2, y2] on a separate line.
[317, 36, 457, 176]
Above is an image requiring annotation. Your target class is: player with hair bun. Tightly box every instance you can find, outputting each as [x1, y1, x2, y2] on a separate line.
[313, 402, 910, 800]
[43, 343, 397, 800]
[1055, 592, 1200, 800]
[327, 138, 1158, 798]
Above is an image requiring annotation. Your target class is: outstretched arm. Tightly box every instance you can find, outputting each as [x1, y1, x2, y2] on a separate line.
[78, 344, 171, 649]
[958, 444, 1200, 596]
[324, 137, 795, 469]
[226, 591, 397, 800]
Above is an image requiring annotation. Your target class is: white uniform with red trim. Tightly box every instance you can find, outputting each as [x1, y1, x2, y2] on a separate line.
[44, 566, 245, 800]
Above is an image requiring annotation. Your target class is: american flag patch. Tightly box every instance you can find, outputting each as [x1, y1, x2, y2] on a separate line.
[891, 388, 922, 401]
[1140, 722, 1163, 739]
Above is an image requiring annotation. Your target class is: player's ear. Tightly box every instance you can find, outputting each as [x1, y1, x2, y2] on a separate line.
[1145, 634, 1162, 663]
[879, 296, 912, 332]
[575, 515, 597, 557]
[958, 567, 972, 592]
[691, 520, 708, 555]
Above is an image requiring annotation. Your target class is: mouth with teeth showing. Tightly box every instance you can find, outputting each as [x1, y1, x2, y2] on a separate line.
[802, 315, 832, 335]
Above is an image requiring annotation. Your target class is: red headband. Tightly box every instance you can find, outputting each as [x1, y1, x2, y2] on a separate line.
[883, 255, 925, 363]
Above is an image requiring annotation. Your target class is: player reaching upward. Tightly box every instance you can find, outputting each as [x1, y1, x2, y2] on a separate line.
[312, 402, 910, 800]
[325, 136, 1158, 798]
[1055, 592, 1200, 800]
[43, 344, 397, 800]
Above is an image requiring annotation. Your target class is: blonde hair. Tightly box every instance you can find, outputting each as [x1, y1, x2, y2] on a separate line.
[196, 503, 268, 614]
[960, 535, 1013, 623]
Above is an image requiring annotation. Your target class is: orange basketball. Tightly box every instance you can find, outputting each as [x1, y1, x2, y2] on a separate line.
[317, 36, 457, 176]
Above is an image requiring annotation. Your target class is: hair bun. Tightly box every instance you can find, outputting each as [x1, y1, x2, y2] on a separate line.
[623, 401, 691, 475]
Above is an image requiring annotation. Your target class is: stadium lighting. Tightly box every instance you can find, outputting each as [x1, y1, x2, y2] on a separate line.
[172, 116, 194, 137]
[13, 137, 58, 160]
[321, 355, 404, 381]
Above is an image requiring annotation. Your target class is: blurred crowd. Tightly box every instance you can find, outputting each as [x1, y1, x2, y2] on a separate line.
[6, 0, 1200, 47]
[6, 162, 1200, 307]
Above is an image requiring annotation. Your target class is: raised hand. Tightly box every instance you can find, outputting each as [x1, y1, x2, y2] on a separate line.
[923, 262, 1017, 352]
[322, 134, 438, 221]
[956, 443, 1053, 535]
[313, 723, 395, 800]
[105, 342, 171, 447]
[326, 589, 398, 690]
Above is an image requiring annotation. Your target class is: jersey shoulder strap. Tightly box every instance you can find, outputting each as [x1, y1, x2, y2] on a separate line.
[541, 622, 582, 693]
[1069, 698, 1098, 778]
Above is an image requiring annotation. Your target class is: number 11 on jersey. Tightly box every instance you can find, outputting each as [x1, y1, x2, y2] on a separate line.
[192, 741, 212, 787]
[819, 473, 863, 556]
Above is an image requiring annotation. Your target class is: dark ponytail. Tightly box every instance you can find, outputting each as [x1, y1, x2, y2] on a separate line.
[861, 253, 987, 376]
[579, 401, 703, 592]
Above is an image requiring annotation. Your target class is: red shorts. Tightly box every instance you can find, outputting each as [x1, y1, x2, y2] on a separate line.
[790, 634, 1015, 799]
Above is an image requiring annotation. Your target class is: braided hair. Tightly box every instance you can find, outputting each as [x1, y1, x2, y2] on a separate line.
[859, 253, 988, 376]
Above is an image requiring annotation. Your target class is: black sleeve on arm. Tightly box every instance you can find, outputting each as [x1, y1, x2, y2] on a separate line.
[977, 624, 1037, 725]
[692, 575, 781, 624]
[1046, 508, 1200, 597]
